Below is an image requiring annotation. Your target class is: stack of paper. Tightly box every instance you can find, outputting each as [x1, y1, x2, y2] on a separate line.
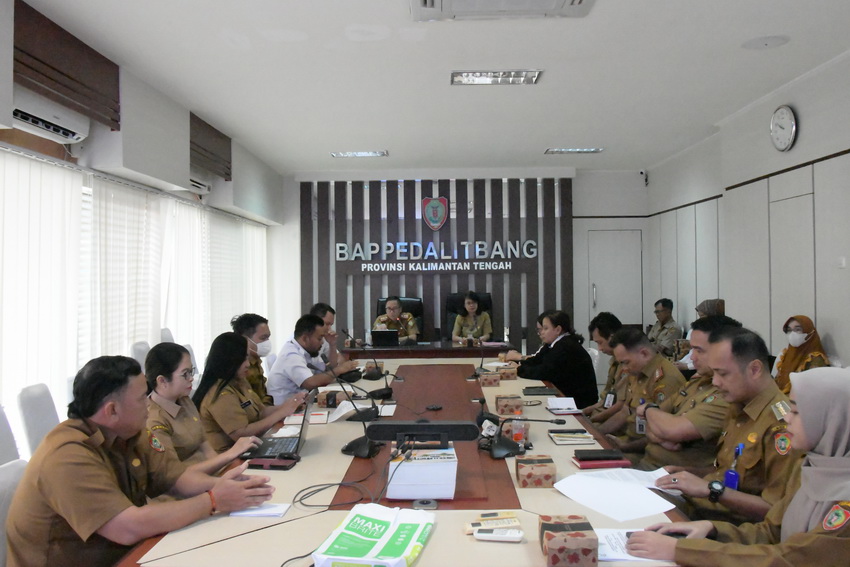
[546, 397, 580, 414]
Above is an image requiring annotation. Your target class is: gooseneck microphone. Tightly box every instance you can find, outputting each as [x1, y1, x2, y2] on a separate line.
[489, 417, 567, 459]
[475, 398, 501, 429]
[327, 371, 383, 458]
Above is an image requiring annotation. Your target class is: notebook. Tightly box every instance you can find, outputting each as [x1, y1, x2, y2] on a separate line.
[243, 389, 317, 470]
[371, 329, 400, 347]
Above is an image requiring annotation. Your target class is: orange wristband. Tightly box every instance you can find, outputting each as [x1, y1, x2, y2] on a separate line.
[207, 490, 216, 515]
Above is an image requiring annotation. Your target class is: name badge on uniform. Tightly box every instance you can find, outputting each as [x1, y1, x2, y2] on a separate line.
[603, 392, 616, 409]
[240, 400, 252, 409]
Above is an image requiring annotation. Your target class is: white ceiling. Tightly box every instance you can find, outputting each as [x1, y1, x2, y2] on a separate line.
[23, 0, 850, 176]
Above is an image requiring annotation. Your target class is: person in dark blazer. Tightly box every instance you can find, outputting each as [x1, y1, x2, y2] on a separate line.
[505, 310, 598, 408]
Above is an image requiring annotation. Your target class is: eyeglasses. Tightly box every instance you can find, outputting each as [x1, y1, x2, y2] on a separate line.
[386, 305, 401, 312]
[653, 309, 668, 314]
[178, 367, 197, 380]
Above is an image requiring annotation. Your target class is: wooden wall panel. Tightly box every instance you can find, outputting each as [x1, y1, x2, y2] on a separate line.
[301, 177, 574, 353]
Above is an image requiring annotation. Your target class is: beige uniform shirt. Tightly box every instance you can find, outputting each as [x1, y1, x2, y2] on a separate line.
[648, 318, 683, 357]
[245, 356, 274, 405]
[676, 464, 850, 566]
[638, 373, 729, 470]
[619, 354, 686, 441]
[147, 393, 206, 467]
[691, 381, 802, 523]
[199, 378, 266, 453]
[6, 419, 183, 567]
[373, 312, 419, 339]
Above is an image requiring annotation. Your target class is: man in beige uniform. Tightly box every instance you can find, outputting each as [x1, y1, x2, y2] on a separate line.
[606, 328, 686, 459]
[373, 296, 419, 344]
[583, 312, 627, 424]
[6, 356, 274, 567]
[634, 315, 739, 471]
[653, 327, 802, 524]
[647, 298, 682, 357]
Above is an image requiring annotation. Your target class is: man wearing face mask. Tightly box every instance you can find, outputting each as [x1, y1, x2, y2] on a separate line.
[267, 315, 359, 405]
[231, 313, 274, 405]
[772, 315, 830, 394]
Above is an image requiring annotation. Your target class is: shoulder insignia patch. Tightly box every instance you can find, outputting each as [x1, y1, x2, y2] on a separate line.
[823, 504, 850, 531]
[771, 424, 787, 433]
[149, 431, 165, 453]
[150, 424, 171, 434]
[704, 395, 716, 404]
[774, 432, 791, 455]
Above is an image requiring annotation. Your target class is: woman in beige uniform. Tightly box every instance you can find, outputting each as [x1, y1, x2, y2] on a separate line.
[192, 332, 305, 453]
[626, 366, 850, 565]
[146, 342, 258, 472]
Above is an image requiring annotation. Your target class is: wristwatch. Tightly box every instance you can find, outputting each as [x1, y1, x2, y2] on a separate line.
[708, 480, 725, 503]
[641, 403, 660, 418]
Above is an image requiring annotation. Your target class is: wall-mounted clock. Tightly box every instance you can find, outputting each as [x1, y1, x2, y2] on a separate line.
[770, 105, 797, 152]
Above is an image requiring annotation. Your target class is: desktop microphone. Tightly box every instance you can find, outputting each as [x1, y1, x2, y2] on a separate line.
[474, 398, 501, 429]
[473, 341, 487, 376]
[306, 362, 378, 422]
[489, 417, 567, 459]
[330, 374, 383, 458]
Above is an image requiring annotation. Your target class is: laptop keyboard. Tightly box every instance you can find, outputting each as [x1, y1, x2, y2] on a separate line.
[252, 436, 298, 458]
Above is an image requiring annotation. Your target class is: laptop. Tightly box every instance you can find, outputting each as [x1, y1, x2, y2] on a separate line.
[371, 329, 400, 347]
[243, 389, 317, 470]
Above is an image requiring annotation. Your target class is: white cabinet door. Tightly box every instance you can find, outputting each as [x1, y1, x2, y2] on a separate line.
[587, 230, 643, 326]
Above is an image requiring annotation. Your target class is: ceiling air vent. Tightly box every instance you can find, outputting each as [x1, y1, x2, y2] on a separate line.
[410, 0, 595, 21]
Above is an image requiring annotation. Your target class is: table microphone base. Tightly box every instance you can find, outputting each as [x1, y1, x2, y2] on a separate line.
[342, 436, 383, 458]
[490, 436, 522, 459]
[346, 407, 380, 422]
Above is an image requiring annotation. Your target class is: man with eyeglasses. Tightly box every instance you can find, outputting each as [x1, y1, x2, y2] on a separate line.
[372, 296, 419, 345]
[231, 313, 274, 405]
[648, 298, 682, 357]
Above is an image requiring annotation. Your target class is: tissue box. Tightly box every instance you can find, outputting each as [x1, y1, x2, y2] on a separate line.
[515, 455, 556, 488]
[538, 515, 597, 567]
[495, 395, 523, 415]
[364, 361, 385, 374]
[498, 366, 518, 380]
[316, 391, 339, 408]
[479, 372, 501, 387]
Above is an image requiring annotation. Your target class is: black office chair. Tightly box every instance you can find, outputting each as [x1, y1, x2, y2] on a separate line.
[444, 292, 493, 341]
[376, 297, 425, 340]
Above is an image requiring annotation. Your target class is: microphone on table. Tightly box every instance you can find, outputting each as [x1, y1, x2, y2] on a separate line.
[473, 340, 487, 375]
[474, 397, 501, 429]
[306, 363, 378, 422]
[490, 417, 567, 460]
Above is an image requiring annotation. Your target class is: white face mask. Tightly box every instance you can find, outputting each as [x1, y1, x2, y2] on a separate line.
[787, 331, 808, 348]
[254, 339, 272, 357]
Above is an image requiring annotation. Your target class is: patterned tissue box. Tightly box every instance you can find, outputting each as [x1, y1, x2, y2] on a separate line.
[316, 390, 339, 408]
[538, 515, 597, 567]
[495, 395, 523, 415]
[478, 372, 501, 387]
[501, 420, 531, 440]
[515, 454, 555, 488]
[498, 366, 518, 380]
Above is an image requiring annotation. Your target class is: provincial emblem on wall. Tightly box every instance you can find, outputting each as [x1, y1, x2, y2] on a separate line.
[422, 197, 448, 231]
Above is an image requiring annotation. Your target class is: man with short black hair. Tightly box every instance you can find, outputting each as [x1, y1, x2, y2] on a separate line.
[267, 314, 358, 404]
[634, 315, 740, 471]
[653, 327, 802, 524]
[583, 312, 627, 423]
[648, 298, 682, 357]
[606, 328, 686, 459]
[231, 313, 273, 405]
[309, 302, 345, 368]
[373, 296, 418, 345]
[6, 356, 272, 567]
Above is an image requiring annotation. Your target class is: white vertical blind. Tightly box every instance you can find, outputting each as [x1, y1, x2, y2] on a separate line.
[0, 152, 82, 439]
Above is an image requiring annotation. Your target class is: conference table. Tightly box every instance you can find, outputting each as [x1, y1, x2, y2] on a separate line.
[118, 357, 678, 567]
[343, 340, 513, 360]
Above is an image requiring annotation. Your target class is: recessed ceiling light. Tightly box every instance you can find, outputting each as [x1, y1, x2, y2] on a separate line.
[451, 70, 541, 85]
[330, 150, 389, 158]
[544, 147, 604, 154]
[741, 35, 790, 50]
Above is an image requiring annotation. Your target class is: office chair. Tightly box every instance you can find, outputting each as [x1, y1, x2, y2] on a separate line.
[17, 384, 60, 455]
[0, 459, 27, 567]
[130, 341, 150, 370]
[161, 328, 175, 343]
[444, 292, 493, 341]
[0, 408, 18, 466]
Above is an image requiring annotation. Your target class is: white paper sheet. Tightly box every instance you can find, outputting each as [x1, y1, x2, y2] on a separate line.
[554, 475, 674, 522]
[270, 425, 301, 438]
[229, 503, 291, 517]
[483, 361, 512, 369]
[327, 400, 396, 423]
[579, 467, 682, 496]
[595, 529, 657, 561]
[284, 411, 329, 425]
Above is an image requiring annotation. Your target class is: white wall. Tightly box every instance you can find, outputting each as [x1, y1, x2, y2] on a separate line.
[267, 176, 303, 343]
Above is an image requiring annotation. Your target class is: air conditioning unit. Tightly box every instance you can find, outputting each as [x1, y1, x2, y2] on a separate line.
[12, 85, 90, 144]
[187, 165, 214, 195]
[410, 0, 595, 21]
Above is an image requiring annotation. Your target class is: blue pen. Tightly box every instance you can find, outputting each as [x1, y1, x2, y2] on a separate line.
[724, 443, 744, 490]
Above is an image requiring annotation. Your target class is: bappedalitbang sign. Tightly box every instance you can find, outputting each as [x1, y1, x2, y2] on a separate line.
[335, 239, 538, 274]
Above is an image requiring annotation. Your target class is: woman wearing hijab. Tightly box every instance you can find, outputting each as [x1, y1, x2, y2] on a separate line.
[773, 315, 830, 394]
[626, 367, 850, 565]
